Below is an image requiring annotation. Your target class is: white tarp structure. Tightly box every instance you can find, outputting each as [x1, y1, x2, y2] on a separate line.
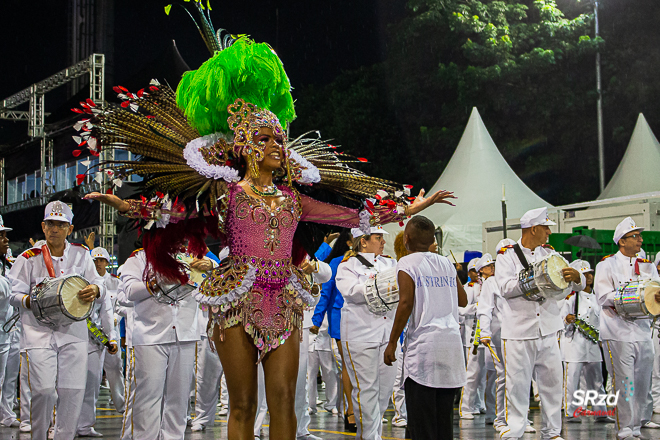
[598, 113, 660, 199]
[383, 107, 552, 261]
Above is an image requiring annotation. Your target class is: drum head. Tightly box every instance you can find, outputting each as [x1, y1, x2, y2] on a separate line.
[61, 276, 92, 319]
[644, 281, 660, 316]
[545, 255, 569, 290]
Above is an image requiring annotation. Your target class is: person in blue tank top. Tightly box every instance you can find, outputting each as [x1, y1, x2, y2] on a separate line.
[309, 230, 357, 431]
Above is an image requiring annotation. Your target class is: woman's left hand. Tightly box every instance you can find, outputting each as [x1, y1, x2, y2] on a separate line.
[407, 189, 456, 216]
[190, 258, 213, 273]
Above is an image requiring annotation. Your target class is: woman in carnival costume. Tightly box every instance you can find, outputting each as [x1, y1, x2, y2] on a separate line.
[77, 3, 455, 438]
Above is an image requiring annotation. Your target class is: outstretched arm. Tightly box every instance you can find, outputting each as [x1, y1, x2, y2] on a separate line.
[84, 192, 204, 225]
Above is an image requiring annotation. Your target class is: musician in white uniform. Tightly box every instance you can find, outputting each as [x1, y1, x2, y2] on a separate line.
[8, 201, 107, 440]
[459, 256, 488, 420]
[560, 259, 612, 423]
[121, 248, 202, 440]
[336, 226, 397, 440]
[91, 247, 126, 413]
[459, 258, 479, 349]
[115, 265, 136, 440]
[76, 247, 120, 437]
[651, 253, 660, 415]
[295, 253, 332, 440]
[308, 317, 340, 415]
[595, 217, 660, 439]
[495, 207, 585, 440]
[0, 218, 18, 428]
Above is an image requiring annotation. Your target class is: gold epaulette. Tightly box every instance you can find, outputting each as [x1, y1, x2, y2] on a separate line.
[497, 245, 514, 255]
[468, 282, 475, 287]
[638, 258, 651, 263]
[71, 243, 90, 251]
[600, 254, 614, 262]
[541, 244, 555, 250]
[20, 248, 41, 259]
[129, 248, 144, 258]
[111, 273, 119, 279]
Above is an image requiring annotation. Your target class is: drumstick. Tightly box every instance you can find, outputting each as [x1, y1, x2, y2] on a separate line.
[450, 250, 458, 264]
[483, 340, 501, 363]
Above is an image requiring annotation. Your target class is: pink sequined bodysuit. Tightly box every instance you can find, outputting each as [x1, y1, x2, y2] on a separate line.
[125, 182, 403, 357]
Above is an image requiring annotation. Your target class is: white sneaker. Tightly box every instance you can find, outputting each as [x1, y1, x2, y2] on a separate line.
[524, 425, 536, 433]
[460, 413, 474, 420]
[308, 407, 317, 415]
[331, 408, 338, 415]
[297, 435, 323, 440]
[48, 427, 55, 440]
[316, 399, 323, 405]
[654, 407, 660, 414]
[77, 427, 104, 437]
[392, 418, 407, 427]
[1, 419, 19, 427]
[381, 416, 388, 423]
[218, 406, 228, 416]
[19, 424, 31, 433]
[493, 424, 506, 432]
[643, 421, 660, 428]
[191, 424, 205, 432]
[566, 416, 582, 423]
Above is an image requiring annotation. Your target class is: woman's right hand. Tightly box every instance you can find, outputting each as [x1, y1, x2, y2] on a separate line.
[84, 192, 130, 212]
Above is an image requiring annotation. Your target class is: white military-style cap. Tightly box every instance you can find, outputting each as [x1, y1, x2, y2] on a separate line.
[520, 207, 556, 229]
[476, 253, 495, 272]
[351, 225, 390, 239]
[43, 201, 73, 223]
[0, 215, 12, 232]
[569, 259, 593, 273]
[467, 257, 479, 272]
[613, 217, 644, 245]
[91, 247, 111, 262]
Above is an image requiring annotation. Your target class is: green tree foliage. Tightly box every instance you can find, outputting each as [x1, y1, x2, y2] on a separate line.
[294, 0, 608, 204]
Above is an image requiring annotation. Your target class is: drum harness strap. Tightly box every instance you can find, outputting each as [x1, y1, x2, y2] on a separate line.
[512, 243, 530, 272]
[355, 255, 392, 311]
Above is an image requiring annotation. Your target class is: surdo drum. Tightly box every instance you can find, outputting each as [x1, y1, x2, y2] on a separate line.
[30, 275, 93, 327]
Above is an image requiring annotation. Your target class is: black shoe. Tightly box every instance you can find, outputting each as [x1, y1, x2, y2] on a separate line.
[344, 414, 357, 433]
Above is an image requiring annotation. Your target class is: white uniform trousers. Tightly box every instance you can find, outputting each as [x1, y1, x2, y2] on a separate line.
[484, 338, 505, 426]
[77, 347, 106, 434]
[103, 348, 125, 412]
[26, 341, 88, 440]
[650, 338, 660, 412]
[604, 339, 654, 439]
[459, 346, 487, 417]
[343, 341, 398, 440]
[501, 334, 563, 440]
[563, 361, 607, 418]
[253, 364, 268, 438]
[193, 337, 224, 427]
[19, 351, 32, 431]
[330, 339, 346, 415]
[308, 349, 339, 411]
[133, 341, 196, 440]
[0, 333, 18, 425]
[295, 328, 312, 438]
[391, 344, 407, 425]
[120, 348, 136, 440]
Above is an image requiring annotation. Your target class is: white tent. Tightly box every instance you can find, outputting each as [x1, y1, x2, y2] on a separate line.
[598, 113, 660, 199]
[383, 107, 552, 261]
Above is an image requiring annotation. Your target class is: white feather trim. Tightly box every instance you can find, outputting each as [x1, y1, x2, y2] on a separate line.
[183, 133, 240, 183]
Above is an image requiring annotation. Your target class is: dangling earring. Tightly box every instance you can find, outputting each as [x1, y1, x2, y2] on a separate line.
[247, 154, 260, 179]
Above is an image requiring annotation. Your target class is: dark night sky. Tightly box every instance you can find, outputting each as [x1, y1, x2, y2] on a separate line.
[0, 0, 406, 141]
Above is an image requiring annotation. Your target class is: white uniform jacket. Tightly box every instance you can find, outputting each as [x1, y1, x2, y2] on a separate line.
[115, 283, 134, 349]
[336, 253, 397, 344]
[460, 282, 481, 347]
[495, 240, 585, 340]
[8, 241, 105, 349]
[121, 250, 199, 346]
[0, 263, 14, 346]
[560, 291, 602, 362]
[477, 276, 503, 340]
[595, 251, 659, 342]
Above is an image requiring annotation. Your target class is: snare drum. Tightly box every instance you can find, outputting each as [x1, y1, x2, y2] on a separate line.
[364, 267, 399, 316]
[614, 280, 660, 320]
[30, 275, 92, 327]
[518, 254, 570, 302]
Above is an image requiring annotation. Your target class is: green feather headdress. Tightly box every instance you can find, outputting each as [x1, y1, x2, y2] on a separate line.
[175, 37, 296, 136]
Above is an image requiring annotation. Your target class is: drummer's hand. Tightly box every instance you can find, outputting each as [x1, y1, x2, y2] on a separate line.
[78, 285, 100, 303]
[565, 314, 577, 324]
[562, 267, 581, 283]
[29, 238, 35, 247]
[479, 337, 491, 345]
[107, 342, 118, 355]
[300, 261, 316, 275]
[384, 341, 397, 366]
[24, 296, 31, 309]
[655, 292, 660, 304]
[310, 325, 320, 335]
[85, 231, 96, 250]
[324, 232, 340, 244]
[83, 192, 130, 213]
[190, 258, 213, 272]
